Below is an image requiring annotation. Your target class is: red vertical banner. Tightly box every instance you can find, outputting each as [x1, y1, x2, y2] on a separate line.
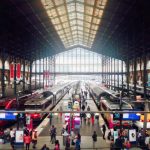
[17, 63, 21, 79]
[10, 63, 14, 79]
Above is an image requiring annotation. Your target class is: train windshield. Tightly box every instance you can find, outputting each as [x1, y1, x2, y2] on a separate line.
[0, 106, 5, 110]
[25, 105, 42, 110]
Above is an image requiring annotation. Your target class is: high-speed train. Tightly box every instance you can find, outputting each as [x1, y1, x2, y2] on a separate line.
[24, 82, 74, 122]
[0, 90, 41, 127]
[86, 82, 141, 128]
[120, 83, 150, 97]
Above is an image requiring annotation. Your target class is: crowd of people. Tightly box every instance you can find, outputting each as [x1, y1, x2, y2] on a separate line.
[0, 126, 38, 150]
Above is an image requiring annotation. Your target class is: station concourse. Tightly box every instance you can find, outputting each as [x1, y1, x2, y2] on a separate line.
[0, 0, 150, 150]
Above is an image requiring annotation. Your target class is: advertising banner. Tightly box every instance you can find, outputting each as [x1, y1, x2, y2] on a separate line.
[15, 130, 24, 143]
[113, 130, 118, 142]
[10, 63, 14, 79]
[129, 129, 136, 142]
[17, 63, 21, 79]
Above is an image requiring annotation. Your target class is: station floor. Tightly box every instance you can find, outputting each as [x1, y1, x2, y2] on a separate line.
[0, 87, 142, 149]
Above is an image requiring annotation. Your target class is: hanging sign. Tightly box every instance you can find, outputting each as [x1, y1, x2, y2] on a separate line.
[17, 63, 21, 79]
[15, 130, 24, 143]
[129, 129, 136, 142]
[10, 63, 14, 79]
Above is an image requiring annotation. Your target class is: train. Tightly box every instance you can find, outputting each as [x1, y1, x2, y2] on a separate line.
[119, 83, 150, 97]
[86, 82, 141, 129]
[24, 82, 74, 122]
[0, 90, 41, 127]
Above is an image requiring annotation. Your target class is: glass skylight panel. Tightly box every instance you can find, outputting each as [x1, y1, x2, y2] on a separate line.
[41, 0, 107, 48]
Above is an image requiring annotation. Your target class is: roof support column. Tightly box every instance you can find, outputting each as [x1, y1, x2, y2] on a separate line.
[101, 55, 104, 83]
[110, 57, 112, 90]
[39, 57, 41, 89]
[106, 56, 108, 87]
[121, 59, 124, 91]
[35, 60, 37, 90]
[23, 59, 25, 92]
[133, 57, 137, 100]
[143, 53, 147, 99]
[29, 60, 33, 92]
[43, 58, 44, 89]
[14, 58, 17, 95]
[1, 56, 6, 98]
[114, 58, 116, 91]
[117, 59, 119, 92]
[53, 56, 56, 84]
[46, 57, 48, 87]
[108, 57, 110, 89]
[126, 58, 130, 97]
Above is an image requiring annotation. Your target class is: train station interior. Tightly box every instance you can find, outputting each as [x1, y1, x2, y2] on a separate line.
[0, 0, 150, 150]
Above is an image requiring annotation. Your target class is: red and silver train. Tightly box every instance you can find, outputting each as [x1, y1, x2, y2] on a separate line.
[86, 82, 142, 129]
[24, 82, 75, 122]
[0, 90, 40, 127]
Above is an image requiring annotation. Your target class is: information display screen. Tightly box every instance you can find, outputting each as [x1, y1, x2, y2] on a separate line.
[122, 113, 140, 121]
[0, 112, 16, 120]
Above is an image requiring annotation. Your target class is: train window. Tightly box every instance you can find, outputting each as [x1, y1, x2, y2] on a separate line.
[25, 105, 42, 110]
[44, 100, 51, 109]
[43, 91, 52, 98]
[101, 103, 107, 111]
[0, 105, 5, 110]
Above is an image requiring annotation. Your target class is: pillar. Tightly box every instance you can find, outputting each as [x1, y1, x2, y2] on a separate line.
[133, 57, 137, 100]
[29, 60, 32, 92]
[14, 58, 17, 95]
[23, 59, 25, 92]
[1, 58, 6, 97]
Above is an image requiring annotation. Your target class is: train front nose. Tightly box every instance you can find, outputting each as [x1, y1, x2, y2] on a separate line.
[31, 113, 41, 121]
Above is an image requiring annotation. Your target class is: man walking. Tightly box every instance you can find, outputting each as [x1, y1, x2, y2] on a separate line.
[50, 125, 56, 144]
[92, 131, 97, 148]
[102, 124, 106, 140]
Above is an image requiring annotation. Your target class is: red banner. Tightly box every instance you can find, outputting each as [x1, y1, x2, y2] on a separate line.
[17, 63, 21, 79]
[10, 64, 14, 79]
[43, 71, 50, 78]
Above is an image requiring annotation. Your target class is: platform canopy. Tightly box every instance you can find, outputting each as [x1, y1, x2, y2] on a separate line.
[0, 0, 150, 60]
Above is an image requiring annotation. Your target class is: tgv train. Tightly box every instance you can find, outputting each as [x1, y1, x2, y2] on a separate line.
[24, 82, 74, 121]
[120, 83, 150, 97]
[86, 82, 141, 128]
[0, 90, 40, 127]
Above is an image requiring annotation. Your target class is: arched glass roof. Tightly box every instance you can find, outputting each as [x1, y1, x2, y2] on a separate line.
[41, 0, 107, 48]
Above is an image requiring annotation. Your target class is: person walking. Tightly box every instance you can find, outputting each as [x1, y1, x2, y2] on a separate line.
[32, 129, 38, 149]
[41, 144, 50, 150]
[87, 106, 90, 111]
[102, 124, 106, 140]
[92, 131, 97, 148]
[54, 140, 60, 150]
[65, 136, 70, 150]
[50, 125, 56, 144]
[24, 134, 31, 150]
[81, 105, 85, 111]
[10, 128, 15, 150]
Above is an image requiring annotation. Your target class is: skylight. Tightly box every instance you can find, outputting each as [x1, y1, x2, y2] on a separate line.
[41, 0, 107, 48]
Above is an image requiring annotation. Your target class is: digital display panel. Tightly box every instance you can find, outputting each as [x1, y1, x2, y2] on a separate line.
[122, 113, 140, 121]
[0, 113, 16, 120]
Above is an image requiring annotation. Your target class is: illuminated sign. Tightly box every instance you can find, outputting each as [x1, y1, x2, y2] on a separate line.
[113, 113, 122, 120]
[0, 113, 16, 120]
[122, 113, 140, 121]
